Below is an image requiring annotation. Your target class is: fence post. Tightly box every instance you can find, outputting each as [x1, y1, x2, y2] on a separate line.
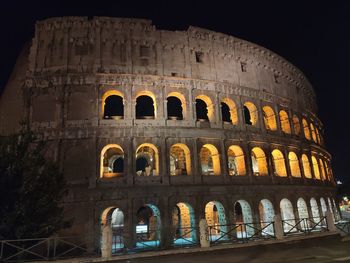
[326, 211, 336, 232]
[101, 224, 112, 258]
[199, 219, 210, 248]
[273, 214, 284, 240]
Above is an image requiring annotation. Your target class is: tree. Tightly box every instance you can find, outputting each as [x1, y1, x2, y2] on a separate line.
[0, 129, 69, 239]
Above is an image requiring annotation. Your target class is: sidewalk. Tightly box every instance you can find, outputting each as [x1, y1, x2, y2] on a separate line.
[33, 232, 342, 263]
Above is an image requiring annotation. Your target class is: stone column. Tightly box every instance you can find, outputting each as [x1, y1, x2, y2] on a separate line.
[199, 219, 210, 248]
[326, 210, 336, 232]
[273, 214, 284, 240]
[101, 224, 112, 258]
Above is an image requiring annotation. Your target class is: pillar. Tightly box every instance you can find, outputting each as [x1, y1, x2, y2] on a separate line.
[199, 219, 210, 247]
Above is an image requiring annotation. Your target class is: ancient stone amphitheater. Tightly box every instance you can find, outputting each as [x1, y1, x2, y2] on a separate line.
[0, 17, 339, 252]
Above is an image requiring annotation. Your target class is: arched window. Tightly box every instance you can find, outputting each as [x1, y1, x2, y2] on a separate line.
[288, 152, 301, 177]
[136, 204, 161, 248]
[200, 144, 221, 176]
[280, 198, 296, 232]
[102, 90, 124, 119]
[262, 106, 277, 131]
[301, 154, 312, 179]
[324, 161, 332, 181]
[279, 110, 291, 134]
[297, 198, 310, 229]
[302, 118, 311, 140]
[101, 207, 125, 253]
[234, 200, 254, 237]
[195, 95, 213, 122]
[243, 102, 258, 125]
[136, 91, 156, 119]
[167, 92, 186, 120]
[136, 143, 159, 176]
[292, 115, 301, 135]
[251, 147, 268, 176]
[221, 98, 238, 124]
[100, 144, 124, 178]
[172, 203, 196, 243]
[169, 144, 191, 176]
[319, 158, 326, 180]
[205, 201, 227, 241]
[311, 156, 320, 179]
[272, 149, 287, 177]
[310, 198, 321, 222]
[315, 127, 321, 144]
[227, 145, 246, 176]
[259, 199, 275, 235]
[310, 123, 317, 143]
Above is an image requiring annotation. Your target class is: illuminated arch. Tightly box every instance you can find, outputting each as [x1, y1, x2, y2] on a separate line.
[136, 143, 159, 176]
[315, 127, 321, 144]
[200, 144, 221, 176]
[251, 147, 268, 176]
[280, 198, 296, 232]
[301, 154, 312, 179]
[136, 90, 157, 119]
[288, 152, 301, 177]
[227, 145, 246, 176]
[310, 198, 321, 222]
[324, 161, 331, 181]
[279, 110, 291, 134]
[167, 92, 186, 120]
[320, 197, 328, 216]
[172, 202, 196, 244]
[311, 156, 320, 179]
[272, 149, 287, 177]
[319, 158, 326, 181]
[243, 101, 258, 125]
[221, 98, 238, 125]
[101, 206, 125, 252]
[292, 115, 301, 135]
[297, 198, 310, 230]
[259, 199, 275, 235]
[310, 123, 317, 143]
[262, 106, 277, 131]
[100, 144, 124, 178]
[102, 90, 124, 119]
[136, 204, 161, 247]
[234, 200, 254, 237]
[205, 201, 227, 241]
[302, 118, 311, 140]
[170, 143, 191, 176]
[195, 95, 214, 121]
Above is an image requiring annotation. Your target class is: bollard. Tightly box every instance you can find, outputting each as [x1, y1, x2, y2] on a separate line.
[101, 224, 112, 258]
[273, 214, 284, 240]
[199, 219, 210, 248]
[326, 210, 337, 232]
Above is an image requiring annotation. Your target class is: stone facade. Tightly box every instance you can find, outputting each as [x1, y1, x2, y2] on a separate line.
[0, 17, 338, 251]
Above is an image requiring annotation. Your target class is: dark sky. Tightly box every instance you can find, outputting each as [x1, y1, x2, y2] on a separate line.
[0, 1, 349, 182]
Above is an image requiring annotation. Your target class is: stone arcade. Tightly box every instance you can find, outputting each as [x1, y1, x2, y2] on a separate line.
[0, 17, 339, 254]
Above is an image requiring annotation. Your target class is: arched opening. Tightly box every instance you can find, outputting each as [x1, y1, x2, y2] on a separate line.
[319, 158, 326, 180]
[324, 161, 331, 181]
[292, 115, 301, 135]
[167, 96, 183, 120]
[205, 201, 227, 241]
[234, 200, 254, 237]
[310, 198, 321, 224]
[272, 149, 287, 177]
[172, 202, 197, 245]
[251, 147, 268, 176]
[311, 156, 320, 180]
[227, 145, 246, 176]
[280, 198, 296, 232]
[195, 95, 213, 122]
[279, 110, 291, 134]
[259, 199, 275, 235]
[136, 204, 161, 249]
[243, 102, 258, 125]
[316, 127, 321, 144]
[170, 144, 191, 176]
[297, 198, 310, 230]
[100, 144, 124, 178]
[310, 123, 317, 143]
[262, 106, 277, 131]
[136, 143, 159, 176]
[327, 197, 335, 221]
[332, 198, 340, 221]
[221, 98, 238, 124]
[102, 90, 124, 120]
[301, 154, 312, 179]
[101, 207, 125, 253]
[288, 152, 301, 177]
[320, 198, 328, 216]
[302, 119, 311, 140]
[136, 91, 156, 119]
[200, 144, 221, 176]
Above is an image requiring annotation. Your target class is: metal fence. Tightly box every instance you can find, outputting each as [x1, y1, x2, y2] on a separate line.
[282, 216, 328, 236]
[172, 226, 199, 248]
[0, 236, 88, 262]
[335, 220, 350, 236]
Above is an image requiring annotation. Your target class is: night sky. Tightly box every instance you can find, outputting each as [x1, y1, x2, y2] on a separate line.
[0, 1, 349, 182]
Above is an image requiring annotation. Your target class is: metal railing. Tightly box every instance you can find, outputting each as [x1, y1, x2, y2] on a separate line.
[0, 236, 88, 262]
[111, 228, 124, 254]
[282, 216, 328, 236]
[134, 229, 161, 251]
[335, 220, 350, 236]
[172, 226, 199, 247]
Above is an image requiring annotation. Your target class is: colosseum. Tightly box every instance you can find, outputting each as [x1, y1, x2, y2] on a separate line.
[0, 17, 340, 253]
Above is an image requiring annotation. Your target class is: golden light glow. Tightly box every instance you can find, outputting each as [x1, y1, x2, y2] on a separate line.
[136, 143, 159, 176]
[292, 115, 301, 135]
[168, 92, 186, 119]
[288, 152, 301, 177]
[200, 144, 221, 176]
[136, 90, 157, 118]
[244, 102, 258, 125]
[262, 106, 277, 131]
[310, 123, 317, 143]
[311, 156, 320, 180]
[301, 154, 312, 179]
[221, 98, 238, 124]
[170, 143, 191, 175]
[100, 144, 124, 178]
[319, 158, 326, 181]
[279, 110, 291, 134]
[101, 90, 124, 117]
[227, 145, 246, 176]
[302, 119, 311, 140]
[251, 147, 268, 176]
[196, 95, 214, 121]
[272, 149, 287, 177]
